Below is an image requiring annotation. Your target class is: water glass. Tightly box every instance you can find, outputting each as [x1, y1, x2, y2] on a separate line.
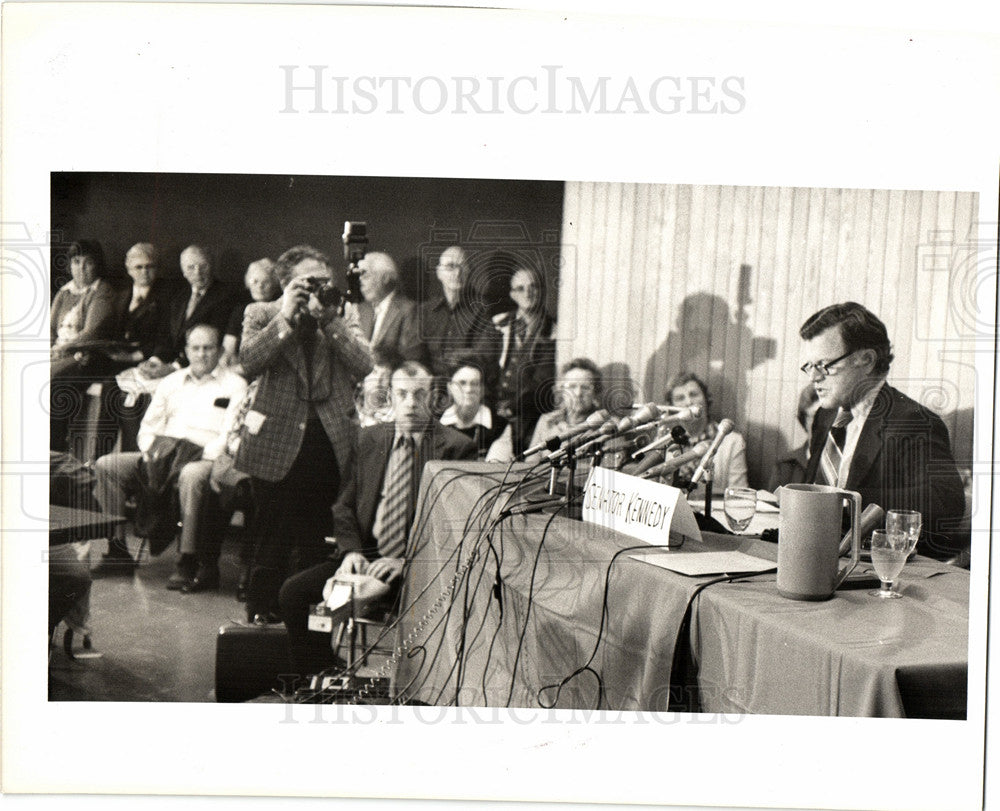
[869, 529, 908, 599]
[723, 487, 757, 533]
[886, 509, 922, 555]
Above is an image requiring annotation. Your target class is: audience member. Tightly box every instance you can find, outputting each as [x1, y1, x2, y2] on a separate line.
[665, 371, 749, 495]
[50, 240, 119, 452]
[768, 385, 820, 491]
[91, 325, 247, 579]
[354, 365, 394, 427]
[800, 301, 965, 559]
[517, 358, 603, 463]
[345, 251, 423, 366]
[439, 356, 508, 459]
[417, 245, 497, 392]
[141, 245, 233, 378]
[220, 258, 279, 370]
[234, 245, 373, 623]
[277, 360, 476, 679]
[489, 265, 556, 457]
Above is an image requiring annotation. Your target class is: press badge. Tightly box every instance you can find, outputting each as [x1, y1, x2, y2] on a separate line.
[244, 410, 266, 435]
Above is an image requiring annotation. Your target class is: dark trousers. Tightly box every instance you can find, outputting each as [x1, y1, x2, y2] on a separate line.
[278, 558, 343, 679]
[246, 419, 340, 616]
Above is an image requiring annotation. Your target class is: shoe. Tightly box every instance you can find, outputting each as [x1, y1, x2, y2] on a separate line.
[167, 556, 198, 590]
[235, 568, 249, 603]
[181, 565, 220, 594]
[90, 542, 136, 577]
[248, 609, 281, 626]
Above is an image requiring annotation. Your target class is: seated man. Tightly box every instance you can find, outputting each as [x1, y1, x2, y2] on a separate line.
[278, 360, 477, 680]
[91, 325, 247, 582]
[800, 301, 966, 560]
[344, 251, 424, 367]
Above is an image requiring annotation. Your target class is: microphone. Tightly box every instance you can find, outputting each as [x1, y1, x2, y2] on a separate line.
[567, 403, 663, 457]
[688, 419, 735, 487]
[623, 448, 666, 477]
[671, 425, 691, 449]
[630, 405, 703, 458]
[517, 409, 609, 461]
[641, 441, 712, 479]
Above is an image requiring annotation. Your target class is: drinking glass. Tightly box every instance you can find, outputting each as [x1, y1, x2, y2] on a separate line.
[886, 509, 922, 556]
[724, 487, 757, 533]
[869, 529, 908, 599]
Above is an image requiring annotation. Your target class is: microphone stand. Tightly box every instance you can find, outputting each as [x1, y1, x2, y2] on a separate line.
[701, 465, 715, 520]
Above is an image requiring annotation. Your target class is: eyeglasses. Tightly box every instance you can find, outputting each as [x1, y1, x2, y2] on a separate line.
[800, 350, 855, 377]
[511, 284, 538, 293]
[437, 262, 464, 271]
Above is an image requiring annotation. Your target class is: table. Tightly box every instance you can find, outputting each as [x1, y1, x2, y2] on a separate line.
[396, 463, 969, 718]
[49, 504, 125, 546]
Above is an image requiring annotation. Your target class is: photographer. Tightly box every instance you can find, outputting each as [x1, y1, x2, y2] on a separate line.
[234, 245, 373, 623]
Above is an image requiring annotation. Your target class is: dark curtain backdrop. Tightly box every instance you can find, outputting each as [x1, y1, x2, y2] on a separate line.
[50, 173, 565, 313]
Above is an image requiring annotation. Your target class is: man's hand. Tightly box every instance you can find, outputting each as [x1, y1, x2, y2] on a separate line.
[366, 556, 404, 584]
[279, 277, 311, 323]
[336, 552, 369, 577]
[306, 293, 339, 326]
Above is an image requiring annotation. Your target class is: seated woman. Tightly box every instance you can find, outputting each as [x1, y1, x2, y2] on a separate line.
[491, 357, 602, 464]
[220, 258, 279, 371]
[50, 239, 119, 452]
[439, 356, 508, 459]
[665, 371, 748, 496]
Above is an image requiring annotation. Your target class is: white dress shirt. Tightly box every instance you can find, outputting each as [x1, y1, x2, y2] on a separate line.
[836, 378, 886, 486]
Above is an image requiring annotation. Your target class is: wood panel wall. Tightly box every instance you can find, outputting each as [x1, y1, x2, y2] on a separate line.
[558, 183, 979, 487]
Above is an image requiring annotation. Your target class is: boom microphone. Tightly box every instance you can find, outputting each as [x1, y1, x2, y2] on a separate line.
[567, 403, 663, 457]
[688, 419, 735, 487]
[517, 409, 609, 461]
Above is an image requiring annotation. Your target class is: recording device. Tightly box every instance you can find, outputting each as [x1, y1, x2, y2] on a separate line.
[630, 405, 703, 458]
[303, 276, 348, 309]
[688, 418, 735, 488]
[342, 220, 368, 304]
[517, 409, 610, 461]
[671, 426, 691, 449]
[568, 403, 662, 458]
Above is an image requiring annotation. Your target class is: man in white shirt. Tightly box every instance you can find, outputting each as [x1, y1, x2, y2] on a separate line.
[92, 324, 247, 582]
[345, 251, 422, 367]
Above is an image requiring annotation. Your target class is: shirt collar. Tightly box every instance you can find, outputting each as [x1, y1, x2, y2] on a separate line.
[61, 278, 101, 296]
[373, 289, 395, 319]
[393, 427, 424, 446]
[440, 404, 492, 430]
[183, 365, 223, 384]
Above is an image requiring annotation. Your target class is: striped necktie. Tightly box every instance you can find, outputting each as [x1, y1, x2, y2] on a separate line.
[373, 434, 416, 559]
[185, 287, 204, 320]
[818, 409, 853, 486]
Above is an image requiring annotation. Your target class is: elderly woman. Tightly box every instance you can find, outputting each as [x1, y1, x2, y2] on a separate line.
[50, 240, 118, 451]
[439, 356, 508, 459]
[491, 357, 602, 464]
[220, 258, 279, 370]
[665, 371, 749, 494]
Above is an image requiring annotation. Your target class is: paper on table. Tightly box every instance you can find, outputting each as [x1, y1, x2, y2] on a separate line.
[632, 549, 777, 577]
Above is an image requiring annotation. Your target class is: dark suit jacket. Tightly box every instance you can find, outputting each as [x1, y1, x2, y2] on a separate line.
[805, 383, 966, 559]
[116, 279, 173, 360]
[153, 279, 234, 364]
[234, 300, 374, 483]
[490, 309, 556, 422]
[352, 293, 424, 366]
[417, 294, 498, 381]
[332, 422, 477, 560]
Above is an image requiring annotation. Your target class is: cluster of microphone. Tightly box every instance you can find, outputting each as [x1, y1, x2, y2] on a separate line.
[515, 402, 735, 493]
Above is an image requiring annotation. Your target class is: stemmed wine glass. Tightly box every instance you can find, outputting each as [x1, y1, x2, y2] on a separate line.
[723, 487, 757, 533]
[869, 529, 908, 599]
[886, 509, 922, 556]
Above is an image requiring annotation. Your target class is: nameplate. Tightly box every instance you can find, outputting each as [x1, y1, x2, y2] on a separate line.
[580, 467, 702, 547]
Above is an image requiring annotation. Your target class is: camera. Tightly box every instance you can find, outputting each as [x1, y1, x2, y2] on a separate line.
[303, 276, 347, 309]
[341, 220, 368, 304]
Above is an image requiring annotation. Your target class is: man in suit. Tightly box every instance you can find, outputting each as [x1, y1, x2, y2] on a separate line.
[417, 245, 498, 392]
[234, 244, 374, 622]
[800, 302, 966, 560]
[278, 359, 477, 679]
[344, 251, 423, 366]
[140, 244, 233, 378]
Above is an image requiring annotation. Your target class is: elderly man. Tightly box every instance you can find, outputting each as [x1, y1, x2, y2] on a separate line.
[117, 243, 170, 361]
[417, 245, 497, 388]
[91, 324, 247, 578]
[235, 244, 374, 623]
[489, 265, 557, 455]
[345, 251, 423, 367]
[141, 245, 233, 379]
[800, 302, 966, 560]
[278, 360, 476, 679]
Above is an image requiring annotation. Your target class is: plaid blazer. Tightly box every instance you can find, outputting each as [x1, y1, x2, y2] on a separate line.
[233, 301, 373, 482]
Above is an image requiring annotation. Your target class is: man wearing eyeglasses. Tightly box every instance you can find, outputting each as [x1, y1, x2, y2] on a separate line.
[417, 246, 497, 390]
[800, 302, 965, 561]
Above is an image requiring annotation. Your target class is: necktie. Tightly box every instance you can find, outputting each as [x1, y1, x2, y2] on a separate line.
[818, 410, 853, 486]
[513, 317, 527, 349]
[130, 291, 146, 312]
[373, 434, 416, 559]
[185, 288, 204, 320]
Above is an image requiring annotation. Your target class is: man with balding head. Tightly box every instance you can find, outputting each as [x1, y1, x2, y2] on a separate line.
[346, 251, 423, 367]
[143, 244, 233, 378]
[417, 245, 497, 386]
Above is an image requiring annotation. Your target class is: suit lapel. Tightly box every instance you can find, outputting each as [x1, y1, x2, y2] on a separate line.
[360, 424, 394, 531]
[804, 408, 835, 484]
[847, 386, 889, 490]
[374, 298, 399, 346]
